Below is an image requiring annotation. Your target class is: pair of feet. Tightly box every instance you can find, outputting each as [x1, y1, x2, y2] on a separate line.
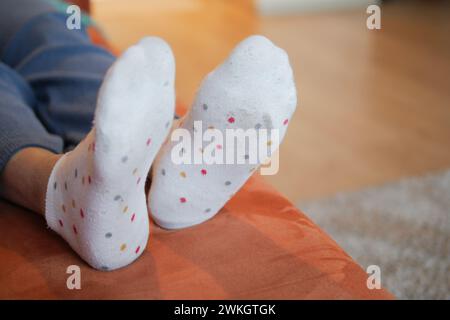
[45, 35, 297, 271]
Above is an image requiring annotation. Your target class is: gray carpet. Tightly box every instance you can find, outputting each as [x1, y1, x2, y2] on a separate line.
[298, 170, 450, 299]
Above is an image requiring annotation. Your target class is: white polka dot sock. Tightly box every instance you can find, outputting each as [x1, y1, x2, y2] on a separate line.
[148, 35, 297, 229]
[45, 37, 175, 270]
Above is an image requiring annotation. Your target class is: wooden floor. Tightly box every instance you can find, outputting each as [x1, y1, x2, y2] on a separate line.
[92, 0, 450, 203]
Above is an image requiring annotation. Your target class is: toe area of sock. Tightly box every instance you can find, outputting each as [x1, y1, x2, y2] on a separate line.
[96, 36, 174, 112]
[137, 37, 174, 64]
[94, 36, 175, 153]
[194, 34, 297, 124]
[222, 35, 292, 76]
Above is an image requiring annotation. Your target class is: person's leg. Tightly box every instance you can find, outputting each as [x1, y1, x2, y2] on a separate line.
[0, 148, 61, 216]
[0, 62, 64, 213]
[1, 0, 115, 149]
[1, 38, 175, 270]
[0, 0, 56, 52]
[0, 1, 176, 270]
[0, 0, 114, 216]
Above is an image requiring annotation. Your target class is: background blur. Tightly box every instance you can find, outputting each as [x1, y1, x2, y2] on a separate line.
[90, 0, 450, 299]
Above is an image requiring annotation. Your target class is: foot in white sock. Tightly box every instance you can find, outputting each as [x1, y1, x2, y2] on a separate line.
[45, 37, 175, 270]
[148, 35, 297, 229]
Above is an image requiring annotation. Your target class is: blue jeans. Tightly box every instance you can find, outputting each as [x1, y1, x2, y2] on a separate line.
[0, 0, 115, 172]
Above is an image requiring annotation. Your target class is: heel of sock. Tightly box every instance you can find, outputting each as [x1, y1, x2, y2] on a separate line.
[44, 153, 68, 231]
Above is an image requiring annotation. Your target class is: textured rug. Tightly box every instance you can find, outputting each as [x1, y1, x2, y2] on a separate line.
[298, 170, 450, 299]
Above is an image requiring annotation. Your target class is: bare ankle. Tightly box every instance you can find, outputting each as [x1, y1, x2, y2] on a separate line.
[0, 147, 61, 215]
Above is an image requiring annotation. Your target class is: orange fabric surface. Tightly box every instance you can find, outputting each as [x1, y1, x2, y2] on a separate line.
[0, 176, 392, 299]
[0, 24, 393, 299]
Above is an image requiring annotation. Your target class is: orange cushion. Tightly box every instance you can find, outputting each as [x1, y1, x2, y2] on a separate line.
[0, 26, 393, 299]
[0, 176, 392, 299]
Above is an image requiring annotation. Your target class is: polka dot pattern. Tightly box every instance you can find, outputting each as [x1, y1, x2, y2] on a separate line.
[150, 111, 293, 230]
